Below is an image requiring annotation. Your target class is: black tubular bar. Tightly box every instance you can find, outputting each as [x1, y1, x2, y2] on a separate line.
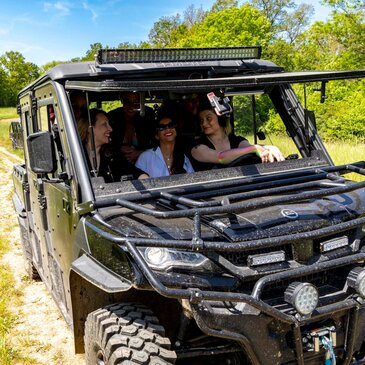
[85, 215, 365, 252]
[93, 161, 365, 208]
[191, 310, 262, 365]
[175, 345, 242, 359]
[109, 178, 365, 220]
[343, 308, 359, 365]
[183, 169, 348, 202]
[293, 324, 305, 365]
[251, 252, 365, 299]
[160, 191, 214, 208]
[183, 172, 327, 201]
[193, 176, 344, 204]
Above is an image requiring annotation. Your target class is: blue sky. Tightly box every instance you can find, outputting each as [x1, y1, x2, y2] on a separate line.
[0, 0, 331, 67]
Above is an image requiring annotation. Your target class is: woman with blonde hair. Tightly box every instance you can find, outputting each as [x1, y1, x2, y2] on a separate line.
[78, 108, 148, 182]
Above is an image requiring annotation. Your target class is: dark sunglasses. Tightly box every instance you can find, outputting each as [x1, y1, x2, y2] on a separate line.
[156, 121, 177, 131]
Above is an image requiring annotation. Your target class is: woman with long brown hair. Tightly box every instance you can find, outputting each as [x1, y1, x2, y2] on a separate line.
[135, 109, 194, 178]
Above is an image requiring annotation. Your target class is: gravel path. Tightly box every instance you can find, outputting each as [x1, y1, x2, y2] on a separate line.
[0, 146, 85, 365]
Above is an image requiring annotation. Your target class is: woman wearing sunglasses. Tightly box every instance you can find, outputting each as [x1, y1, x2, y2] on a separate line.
[135, 109, 194, 178]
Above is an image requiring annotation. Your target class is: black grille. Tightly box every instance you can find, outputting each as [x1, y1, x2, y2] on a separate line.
[220, 244, 293, 266]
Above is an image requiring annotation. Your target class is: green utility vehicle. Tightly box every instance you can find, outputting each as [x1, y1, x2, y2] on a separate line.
[12, 47, 365, 364]
[9, 120, 23, 149]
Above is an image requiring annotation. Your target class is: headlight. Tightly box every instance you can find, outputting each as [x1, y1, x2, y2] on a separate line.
[347, 267, 365, 298]
[139, 247, 208, 271]
[284, 282, 319, 316]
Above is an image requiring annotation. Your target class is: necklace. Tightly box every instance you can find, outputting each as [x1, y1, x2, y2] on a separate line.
[163, 154, 173, 174]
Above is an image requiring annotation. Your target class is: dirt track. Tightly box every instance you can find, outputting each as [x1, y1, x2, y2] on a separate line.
[0, 146, 84, 365]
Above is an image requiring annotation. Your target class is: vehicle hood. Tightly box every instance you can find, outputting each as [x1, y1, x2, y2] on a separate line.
[102, 189, 365, 242]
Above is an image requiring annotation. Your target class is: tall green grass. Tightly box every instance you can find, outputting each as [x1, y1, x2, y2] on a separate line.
[263, 134, 365, 181]
[0, 265, 19, 365]
[0, 108, 17, 120]
[0, 211, 22, 364]
[0, 108, 24, 363]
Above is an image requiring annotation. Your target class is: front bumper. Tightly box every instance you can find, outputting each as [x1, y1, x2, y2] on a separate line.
[123, 238, 365, 365]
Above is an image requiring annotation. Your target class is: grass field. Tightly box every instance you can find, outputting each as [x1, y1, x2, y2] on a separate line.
[263, 134, 365, 181]
[0, 108, 18, 120]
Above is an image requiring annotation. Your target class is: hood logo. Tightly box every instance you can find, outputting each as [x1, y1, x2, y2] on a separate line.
[281, 209, 299, 219]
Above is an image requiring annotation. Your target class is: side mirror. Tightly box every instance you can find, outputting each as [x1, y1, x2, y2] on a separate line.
[27, 131, 57, 174]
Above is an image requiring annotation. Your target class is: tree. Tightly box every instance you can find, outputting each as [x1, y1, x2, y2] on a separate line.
[250, 0, 314, 42]
[183, 5, 206, 29]
[0, 51, 40, 106]
[251, 0, 295, 26]
[322, 0, 365, 12]
[148, 15, 182, 47]
[177, 4, 272, 48]
[0, 67, 11, 107]
[41, 60, 67, 73]
[148, 5, 208, 48]
[82, 43, 104, 61]
[210, 0, 238, 13]
[281, 4, 314, 44]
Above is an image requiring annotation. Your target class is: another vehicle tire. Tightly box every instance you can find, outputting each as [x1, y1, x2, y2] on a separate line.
[84, 302, 177, 365]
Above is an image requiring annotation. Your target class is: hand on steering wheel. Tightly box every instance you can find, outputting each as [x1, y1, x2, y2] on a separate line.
[226, 152, 262, 167]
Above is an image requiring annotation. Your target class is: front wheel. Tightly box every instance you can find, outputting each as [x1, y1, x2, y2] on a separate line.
[84, 303, 177, 365]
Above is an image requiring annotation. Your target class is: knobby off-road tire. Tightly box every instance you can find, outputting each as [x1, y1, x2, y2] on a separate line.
[84, 303, 177, 365]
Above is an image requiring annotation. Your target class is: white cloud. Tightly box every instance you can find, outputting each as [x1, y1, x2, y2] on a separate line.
[43, 1, 71, 16]
[82, 1, 98, 21]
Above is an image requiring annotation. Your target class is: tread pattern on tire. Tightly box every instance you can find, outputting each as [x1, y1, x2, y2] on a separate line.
[85, 302, 177, 365]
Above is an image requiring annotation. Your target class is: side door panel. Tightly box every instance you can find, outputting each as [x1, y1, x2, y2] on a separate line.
[23, 83, 78, 324]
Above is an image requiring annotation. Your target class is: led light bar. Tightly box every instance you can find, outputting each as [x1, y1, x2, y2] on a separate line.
[97, 46, 262, 64]
[247, 250, 286, 267]
[320, 236, 348, 252]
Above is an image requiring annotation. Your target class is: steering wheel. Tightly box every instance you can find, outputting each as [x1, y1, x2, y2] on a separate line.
[226, 152, 262, 167]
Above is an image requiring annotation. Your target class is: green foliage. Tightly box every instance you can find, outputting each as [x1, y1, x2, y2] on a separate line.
[210, 0, 239, 12]
[40, 60, 67, 74]
[316, 80, 365, 141]
[233, 94, 275, 135]
[149, 15, 183, 47]
[82, 42, 104, 61]
[178, 5, 272, 48]
[0, 52, 40, 107]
